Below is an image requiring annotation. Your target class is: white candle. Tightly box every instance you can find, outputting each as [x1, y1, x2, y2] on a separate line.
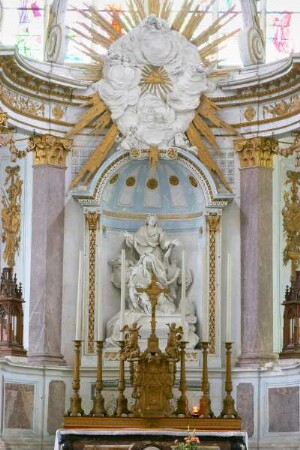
[120, 249, 126, 340]
[97, 229, 103, 341]
[181, 250, 186, 328]
[226, 252, 232, 342]
[75, 251, 83, 340]
[202, 241, 209, 342]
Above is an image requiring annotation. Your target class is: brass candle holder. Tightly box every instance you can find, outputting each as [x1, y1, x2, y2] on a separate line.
[115, 339, 129, 416]
[199, 341, 215, 418]
[176, 340, 190, 416]
[219, 342, 239, 418]
[65, 340, 85, 416]
[90, 340, 106, 417]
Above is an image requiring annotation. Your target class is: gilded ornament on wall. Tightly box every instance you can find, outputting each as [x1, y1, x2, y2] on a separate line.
[1, 166, 22, 268]
[244, 107, 256, 122]
[282, 171, 300, 280]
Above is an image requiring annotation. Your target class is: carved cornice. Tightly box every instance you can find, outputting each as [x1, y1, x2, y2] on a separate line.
[234, 137, 278, 168]
[27, 134, 72, 167]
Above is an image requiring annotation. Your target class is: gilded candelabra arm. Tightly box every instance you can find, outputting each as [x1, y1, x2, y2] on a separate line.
[175, 341, 189, 416]
[219, 342, 239, 418]
[65, 340, 85, 417]
[199, 341, 215, 418]
[115, 340, 129, 416]
[90, 340, 106, 417]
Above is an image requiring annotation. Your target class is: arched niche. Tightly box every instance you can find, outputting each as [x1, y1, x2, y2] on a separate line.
[73, 149, 233, 358]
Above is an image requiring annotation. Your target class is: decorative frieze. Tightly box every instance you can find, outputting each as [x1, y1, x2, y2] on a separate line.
[27, 133, 71, 167]
[234, 137, 278, 168]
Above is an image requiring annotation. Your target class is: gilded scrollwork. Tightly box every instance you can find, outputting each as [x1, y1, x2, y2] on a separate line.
[1, 166, 23, 268]
[282, 171, 300, 280]
[263, 95, 300, 119]
[0, 85, 45, 118]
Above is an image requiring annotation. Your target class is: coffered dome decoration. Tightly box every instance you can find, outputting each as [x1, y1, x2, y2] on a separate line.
[73, 149, 233, 212]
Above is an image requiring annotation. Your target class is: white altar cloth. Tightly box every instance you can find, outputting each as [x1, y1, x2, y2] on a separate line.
[54, 429, 248, 450]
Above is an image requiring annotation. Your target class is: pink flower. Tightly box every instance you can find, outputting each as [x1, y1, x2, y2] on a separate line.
[174, 440, 179, 445]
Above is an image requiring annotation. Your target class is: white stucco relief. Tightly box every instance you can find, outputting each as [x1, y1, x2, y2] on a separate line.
[95, 15, 214, 150]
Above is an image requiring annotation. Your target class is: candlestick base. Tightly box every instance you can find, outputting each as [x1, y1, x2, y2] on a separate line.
[176, 394, 190, 416]
[115, 394, 130, 417]
[219, 393, 239, 418]
[199, 392, 215, 418]
[90, 393, 106, 417]
[65, 393, 85, 417]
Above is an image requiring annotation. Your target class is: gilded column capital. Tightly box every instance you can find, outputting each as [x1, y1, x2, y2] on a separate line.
[206, 213, 220, 232]
[27, 134, 72, 167]
[86, 211, 99, 230]
[234, 137, 278, 168]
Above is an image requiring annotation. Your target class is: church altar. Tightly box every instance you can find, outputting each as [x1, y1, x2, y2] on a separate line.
[54, 429, 248, 450]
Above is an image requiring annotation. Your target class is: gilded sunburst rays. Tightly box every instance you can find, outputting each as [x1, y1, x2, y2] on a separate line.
[67, 0, 241, 190]
[139, 65, 172, 98]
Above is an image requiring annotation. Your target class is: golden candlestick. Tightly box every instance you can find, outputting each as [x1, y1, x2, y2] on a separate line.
[175, 340, 189, 416]
[65, 340, 85, 416]
[219, 342, 239, 418]
[199, 341, 215, 418]
[115, 340, 129, 416]
[90, 340, 106, 417]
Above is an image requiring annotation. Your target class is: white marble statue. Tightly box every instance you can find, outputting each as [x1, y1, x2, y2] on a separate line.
[108, 215, 199, 348]
[95, 15, 214, 150]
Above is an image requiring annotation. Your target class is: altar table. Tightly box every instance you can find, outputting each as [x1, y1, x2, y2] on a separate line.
[54, 429, 248, 450]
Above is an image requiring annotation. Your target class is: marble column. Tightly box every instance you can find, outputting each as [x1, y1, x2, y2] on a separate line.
[235, 137, 278, 366]
[27, 134, 71, 365]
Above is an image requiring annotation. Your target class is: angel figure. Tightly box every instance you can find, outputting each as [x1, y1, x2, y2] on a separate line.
[121, 322, 142, 360]
[165, 323, 183, 359]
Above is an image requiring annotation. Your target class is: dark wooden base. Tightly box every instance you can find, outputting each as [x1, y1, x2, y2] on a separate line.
[279, 349, 300, 358]
[0, 343, 27, 356]
[63, 416, 242, 431]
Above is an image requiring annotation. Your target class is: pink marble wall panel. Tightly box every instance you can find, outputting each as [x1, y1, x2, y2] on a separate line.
[4, 383, 34, 429]
[268, 386, 299, 432]
[237, 382, 254, 437]
[47, 380, 66, 434]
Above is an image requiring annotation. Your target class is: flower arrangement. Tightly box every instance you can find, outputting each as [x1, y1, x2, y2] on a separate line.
[174, 429, 200, 450]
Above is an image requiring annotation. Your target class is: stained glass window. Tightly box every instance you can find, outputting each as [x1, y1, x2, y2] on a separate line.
[1, 0, 45, 60]
[0, 0, 299, 66]
[265, 1, 300, 62]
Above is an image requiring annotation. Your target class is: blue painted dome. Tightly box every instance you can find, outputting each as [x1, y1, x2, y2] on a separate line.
[102, 159, 205, 215]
